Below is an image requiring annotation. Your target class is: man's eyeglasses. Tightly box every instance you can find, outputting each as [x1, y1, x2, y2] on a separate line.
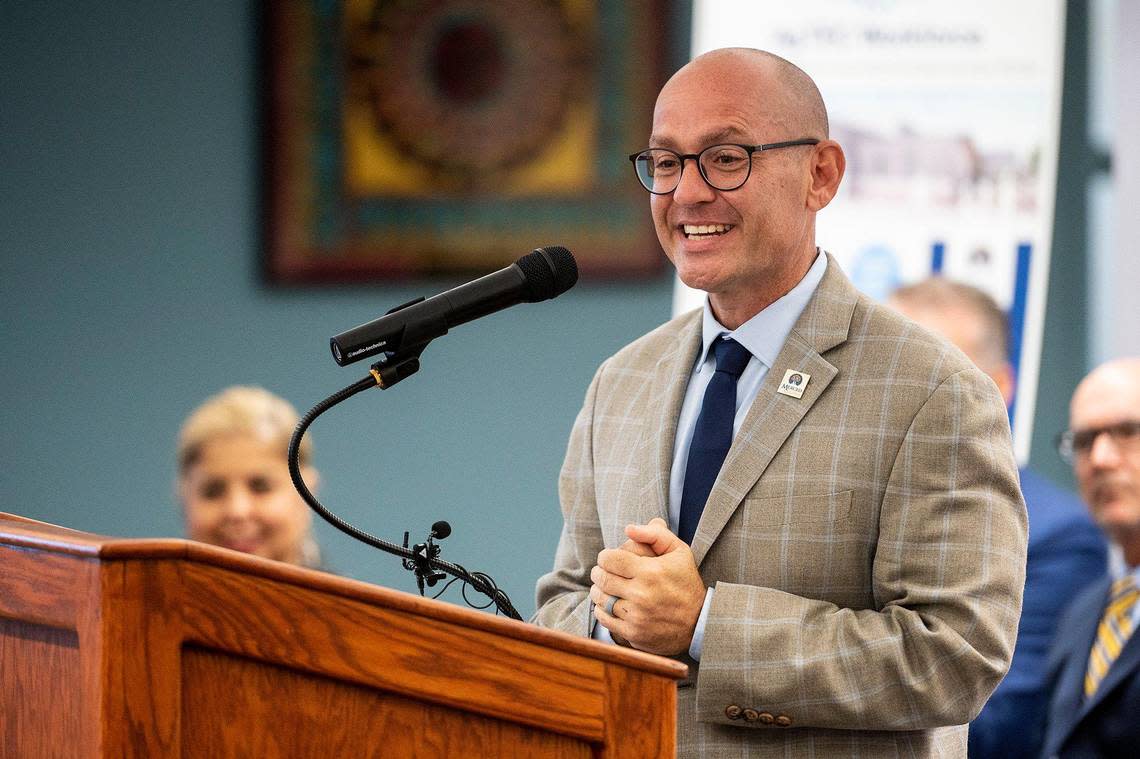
[628, 139, 820, 195]
[1055, 420, 1140, 464]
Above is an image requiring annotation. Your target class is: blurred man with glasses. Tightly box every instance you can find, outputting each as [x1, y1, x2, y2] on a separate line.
[535, 47, 1027, 757]
[1042, 358, 1140, 757]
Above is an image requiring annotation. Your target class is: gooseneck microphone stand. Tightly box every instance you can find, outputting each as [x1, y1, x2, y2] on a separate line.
[287, 354, 522, 620]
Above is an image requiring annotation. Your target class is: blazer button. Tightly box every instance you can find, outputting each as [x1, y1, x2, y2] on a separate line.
[775, 714, 792, 727]
[757, 712, 775, 725]
[725, 705, 743, 720]
[742, 708, 760, 722]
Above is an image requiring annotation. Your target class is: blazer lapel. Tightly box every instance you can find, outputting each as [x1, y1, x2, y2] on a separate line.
[690, 254, 856, 566]
[1075, 585, 1140, 721]
[1046, 579, 1111, 752]
[630, 311, 703, 528]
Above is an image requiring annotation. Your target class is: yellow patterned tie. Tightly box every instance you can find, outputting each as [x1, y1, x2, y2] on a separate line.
[1084, 576, 1140, 698]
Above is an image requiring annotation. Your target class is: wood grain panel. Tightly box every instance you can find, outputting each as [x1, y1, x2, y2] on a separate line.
[0, 545, 92, 628]
[0, 619, 82, 759]
[177, 563, 607, 742]
[100, 560, 184, 758]
[602, 664, 676, 759]
[181, 647, 593, 759]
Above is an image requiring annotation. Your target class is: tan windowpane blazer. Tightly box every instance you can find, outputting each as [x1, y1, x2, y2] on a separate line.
[535, 255, 1027, 757]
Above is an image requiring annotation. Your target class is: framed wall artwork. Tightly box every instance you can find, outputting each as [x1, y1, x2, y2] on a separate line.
[262, 0, 668, 283]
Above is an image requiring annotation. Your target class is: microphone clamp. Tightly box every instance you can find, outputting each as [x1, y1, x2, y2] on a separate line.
[403, 523, 449, 594]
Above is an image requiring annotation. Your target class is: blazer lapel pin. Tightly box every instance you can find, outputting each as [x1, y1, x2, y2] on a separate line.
[777, 369, 811, 399]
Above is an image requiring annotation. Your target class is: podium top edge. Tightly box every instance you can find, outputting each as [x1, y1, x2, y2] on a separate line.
[0, 512, 688, 680]
[0, 512, 116, 555]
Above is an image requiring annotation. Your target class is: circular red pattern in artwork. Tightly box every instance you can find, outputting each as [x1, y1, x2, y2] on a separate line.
[431, 20, 505, 103]
[357, 0, 587, 178]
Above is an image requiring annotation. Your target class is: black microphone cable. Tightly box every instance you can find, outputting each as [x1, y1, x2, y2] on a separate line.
[287, 360, 522, 621]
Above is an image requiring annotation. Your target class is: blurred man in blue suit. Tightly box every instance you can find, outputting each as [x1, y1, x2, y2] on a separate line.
[1042, 358, 1140, 758]
[889, 279, 1107, 758]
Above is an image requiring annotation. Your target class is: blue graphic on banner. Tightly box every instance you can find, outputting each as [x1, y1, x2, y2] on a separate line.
[850, 244, 902, 301]
[931, 242, 945, 274]
[1007, 243, 1032, 422]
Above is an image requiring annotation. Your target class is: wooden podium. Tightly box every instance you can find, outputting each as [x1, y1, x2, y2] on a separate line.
[0, 513, 686, 758]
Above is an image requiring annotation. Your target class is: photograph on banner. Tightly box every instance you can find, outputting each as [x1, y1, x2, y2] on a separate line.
[675, 0, 1065, 462]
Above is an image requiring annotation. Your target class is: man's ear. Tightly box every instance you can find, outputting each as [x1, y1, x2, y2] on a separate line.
[990, 362, 1017, 409]
[806, 140, 845, 212]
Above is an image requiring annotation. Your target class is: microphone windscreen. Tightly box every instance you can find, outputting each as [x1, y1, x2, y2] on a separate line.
[516, 246, 578, 302]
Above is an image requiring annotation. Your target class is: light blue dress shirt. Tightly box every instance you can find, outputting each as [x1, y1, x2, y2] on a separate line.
[593, 251, 827, 657]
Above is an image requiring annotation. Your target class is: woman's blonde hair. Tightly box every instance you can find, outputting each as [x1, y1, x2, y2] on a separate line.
[177, 386, 312, 476]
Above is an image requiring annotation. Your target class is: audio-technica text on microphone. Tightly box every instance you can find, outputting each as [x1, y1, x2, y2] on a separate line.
[329, 246, 578, 366]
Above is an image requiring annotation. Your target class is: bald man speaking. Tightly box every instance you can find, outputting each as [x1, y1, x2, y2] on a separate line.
[534, 48, 1027, 757]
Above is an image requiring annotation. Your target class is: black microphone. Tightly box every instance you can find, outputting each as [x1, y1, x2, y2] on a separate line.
[330, 246, 578, 366]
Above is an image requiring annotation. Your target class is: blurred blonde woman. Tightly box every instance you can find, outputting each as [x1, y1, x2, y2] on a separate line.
[177, 386, 321, 568]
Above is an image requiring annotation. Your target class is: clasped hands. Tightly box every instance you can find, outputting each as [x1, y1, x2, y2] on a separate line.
[590, 517, 707, 656]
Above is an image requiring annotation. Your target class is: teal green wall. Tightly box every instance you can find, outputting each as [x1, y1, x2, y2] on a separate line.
[0, 2, 674, 615]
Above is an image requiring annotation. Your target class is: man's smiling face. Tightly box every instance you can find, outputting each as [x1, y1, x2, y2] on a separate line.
[648, 53, 821, 323]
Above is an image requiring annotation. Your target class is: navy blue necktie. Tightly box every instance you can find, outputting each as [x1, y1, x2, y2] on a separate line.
[678, 337, 752, 545]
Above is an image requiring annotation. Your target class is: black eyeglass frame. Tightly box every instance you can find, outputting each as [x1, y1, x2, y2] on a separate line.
[1054, 419, 1140, 464]
[627, 139, 821, 194]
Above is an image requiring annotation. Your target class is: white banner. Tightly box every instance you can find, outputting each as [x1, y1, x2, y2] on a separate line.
[678, 0, 1067, 463]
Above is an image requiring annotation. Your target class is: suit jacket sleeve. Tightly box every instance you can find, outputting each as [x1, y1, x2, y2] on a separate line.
[532, 361, 606, 635]
[695, 367, 1026, 731]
